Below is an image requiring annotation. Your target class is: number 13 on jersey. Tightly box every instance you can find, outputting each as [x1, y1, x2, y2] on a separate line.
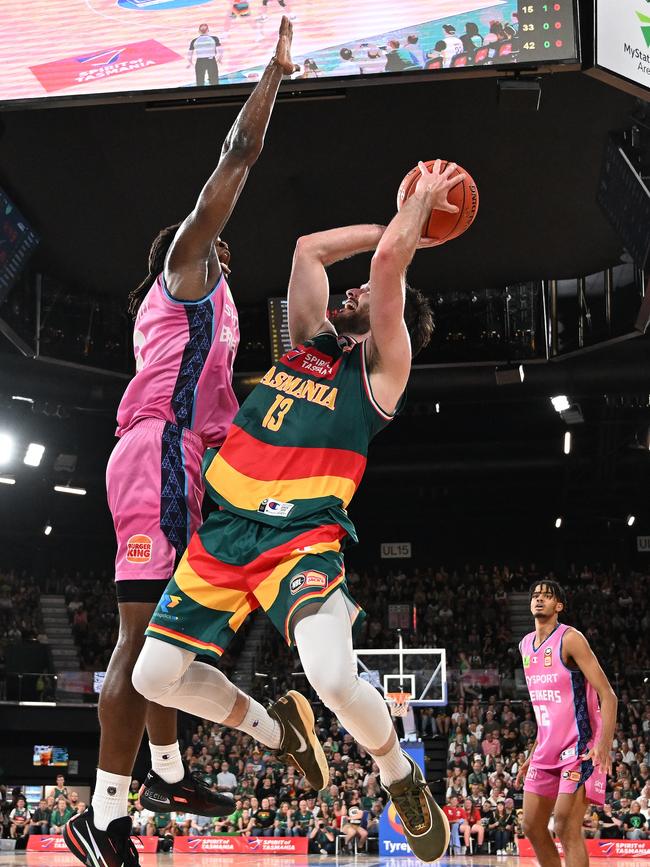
[262, 395, 294, 431]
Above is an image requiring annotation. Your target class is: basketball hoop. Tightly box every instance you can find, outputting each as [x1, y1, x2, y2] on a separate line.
[386, 691, 412, 718]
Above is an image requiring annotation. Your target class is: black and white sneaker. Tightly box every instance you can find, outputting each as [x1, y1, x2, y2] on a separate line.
[64, 806, 139, 867]
[139, 763, 234, 816]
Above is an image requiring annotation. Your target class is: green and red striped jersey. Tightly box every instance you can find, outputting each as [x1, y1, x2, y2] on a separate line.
[203, 332, 401, 538]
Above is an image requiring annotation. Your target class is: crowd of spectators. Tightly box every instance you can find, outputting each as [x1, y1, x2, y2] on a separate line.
[63, 570, 250, 678]
[0, 774, 86, 840]
[0, 568, 46, 646]
[162, 561, 646, 853]
[0, 568, 48, 698]
[1, 560, 648, 853]
[124, 719, 385, 853]
[64, 571, 117, 670]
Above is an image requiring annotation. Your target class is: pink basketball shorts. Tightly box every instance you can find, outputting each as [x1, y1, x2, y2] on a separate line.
[106, 418, 205, 602]
[525, 758, 606, 805]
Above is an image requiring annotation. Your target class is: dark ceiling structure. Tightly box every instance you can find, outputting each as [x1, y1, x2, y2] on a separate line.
[1, 71, 638, 304]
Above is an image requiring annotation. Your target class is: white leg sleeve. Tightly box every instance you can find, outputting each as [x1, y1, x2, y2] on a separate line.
[132, 637, 238, 723]
[294, 590, 394, 752]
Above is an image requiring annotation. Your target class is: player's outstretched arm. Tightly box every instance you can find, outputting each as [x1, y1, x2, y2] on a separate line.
[367, 160, 464, 412]
[166, 17, 295, 301]
[563, 628, 617, 775]
[288, 224, 386, 347]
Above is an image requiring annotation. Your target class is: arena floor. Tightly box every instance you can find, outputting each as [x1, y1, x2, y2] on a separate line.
[1, 855, 648, 867]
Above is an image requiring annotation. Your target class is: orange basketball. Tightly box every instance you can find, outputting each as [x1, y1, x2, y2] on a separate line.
[396, 160, 479, 244]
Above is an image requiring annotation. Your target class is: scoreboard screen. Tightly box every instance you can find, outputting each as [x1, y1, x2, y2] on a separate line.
[1, 0, 578, 107]
[268, 298, 291, 366]
[268, 295, 345, 363]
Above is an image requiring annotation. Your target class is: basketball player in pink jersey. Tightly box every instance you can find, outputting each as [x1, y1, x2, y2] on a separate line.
[518, 581, 617, 867]
[64, 19, 295, 867]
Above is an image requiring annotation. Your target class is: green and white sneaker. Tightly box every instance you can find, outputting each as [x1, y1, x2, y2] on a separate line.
[268, 690, 329, 791]
[382, 753, 450, 862]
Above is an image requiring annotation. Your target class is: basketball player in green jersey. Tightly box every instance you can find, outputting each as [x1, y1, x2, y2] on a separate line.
[133, 160, 463, 862]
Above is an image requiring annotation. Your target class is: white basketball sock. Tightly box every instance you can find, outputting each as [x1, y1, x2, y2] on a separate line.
[372, 739, 412, 787]
[237, 696, 282, 748]
[150, 740, 184, 784]
[91, 769, 130, 831]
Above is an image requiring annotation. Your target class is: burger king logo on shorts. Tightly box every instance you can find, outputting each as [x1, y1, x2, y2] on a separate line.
[126, 534, 153, 563]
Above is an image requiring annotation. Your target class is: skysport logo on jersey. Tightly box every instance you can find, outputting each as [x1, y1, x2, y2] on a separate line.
[30, 40, 182, 93]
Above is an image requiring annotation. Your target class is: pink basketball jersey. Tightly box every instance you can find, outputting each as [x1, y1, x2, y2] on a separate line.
[116, 273, 239, 447]
[520, 623, 602, 768]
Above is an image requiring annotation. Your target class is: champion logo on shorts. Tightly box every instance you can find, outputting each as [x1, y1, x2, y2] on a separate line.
[126, 534, 153, 563]
[289, 570, 328, 595]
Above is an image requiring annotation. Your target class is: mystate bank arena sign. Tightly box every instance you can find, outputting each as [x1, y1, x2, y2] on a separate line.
[596, 0, 650, 89]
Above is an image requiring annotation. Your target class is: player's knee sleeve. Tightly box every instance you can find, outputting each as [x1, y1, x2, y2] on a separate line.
[132, 637, 193, 702]
[294, 590, 360, 712]
[306, 665, 360, 713]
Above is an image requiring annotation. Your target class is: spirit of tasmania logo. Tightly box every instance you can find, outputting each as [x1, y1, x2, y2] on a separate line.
[30, 40, 182, 93]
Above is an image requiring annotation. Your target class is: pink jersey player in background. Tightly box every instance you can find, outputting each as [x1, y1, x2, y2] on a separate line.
[517, 580, 617, 867]
[64, 19, 296, 867]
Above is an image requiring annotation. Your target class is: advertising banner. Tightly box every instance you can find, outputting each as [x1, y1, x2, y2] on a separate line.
[27, 835, 158, 853]
[173, 836, 309, 854]
[518, 838, 650, 858]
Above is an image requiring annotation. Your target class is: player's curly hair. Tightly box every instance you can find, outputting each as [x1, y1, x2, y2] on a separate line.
[404, 284, 435, 357]
[127, 222, 181, 319]
[529, 579, 567, 609]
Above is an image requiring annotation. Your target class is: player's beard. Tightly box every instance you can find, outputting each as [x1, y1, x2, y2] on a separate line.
[332, 306, 370, 335]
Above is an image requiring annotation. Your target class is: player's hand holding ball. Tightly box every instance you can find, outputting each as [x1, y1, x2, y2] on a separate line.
[398, 158, 479, 246]
[413, 159, 464, 213]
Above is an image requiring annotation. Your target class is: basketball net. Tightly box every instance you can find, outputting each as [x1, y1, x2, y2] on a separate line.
[386, 691, 412, 718]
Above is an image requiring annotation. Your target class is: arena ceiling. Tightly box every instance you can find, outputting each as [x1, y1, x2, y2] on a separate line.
[0, 69, 638, 307]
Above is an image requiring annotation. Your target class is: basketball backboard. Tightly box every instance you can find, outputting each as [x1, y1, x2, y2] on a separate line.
[354, 634, 447, 708]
